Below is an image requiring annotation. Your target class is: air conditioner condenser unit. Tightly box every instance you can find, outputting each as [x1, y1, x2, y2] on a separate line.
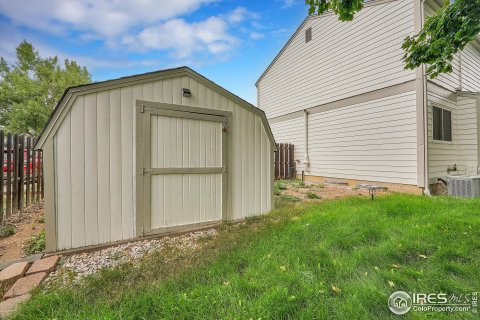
[447, 175, 480, 198]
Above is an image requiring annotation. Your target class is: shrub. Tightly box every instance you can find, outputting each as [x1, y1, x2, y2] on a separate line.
[0, 225, 16, 238]
[275, 194, 301, 207]
[274, 181, 288, 196]
[25, 230, 45, 255]
[292, 180, 307, 188]
[305, 191, 320, 199]
[274, 181, 287, 190]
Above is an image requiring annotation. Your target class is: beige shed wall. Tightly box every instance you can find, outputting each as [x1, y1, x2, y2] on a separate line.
[52, 74, 273, 250]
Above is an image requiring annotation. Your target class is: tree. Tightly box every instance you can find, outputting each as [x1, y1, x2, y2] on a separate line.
[306, 0, 480, 78]
[0, 41, 91, 135]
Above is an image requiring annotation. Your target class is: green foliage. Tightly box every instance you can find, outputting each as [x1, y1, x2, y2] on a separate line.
[274, 181, 287, 190]
[306, 0, 364, 21]
[274, 181, 288, 195]
[0, 41, 91, 134]
[0, 224, 16, 238]
[305, 0, 480, 78]
[305, 191, 320, 199]
[403, 0, 480, 77]
[292, 180, 307, 188]
[12, 194, 480, 319]
[25, 230, 45, 255]
[275, 194, 301, 207]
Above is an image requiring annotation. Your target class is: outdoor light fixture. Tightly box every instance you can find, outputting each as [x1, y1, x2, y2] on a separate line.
[182, 88, 191, 97]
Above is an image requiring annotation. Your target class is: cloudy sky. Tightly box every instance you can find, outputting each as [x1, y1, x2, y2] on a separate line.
[0, 0, 308, 104]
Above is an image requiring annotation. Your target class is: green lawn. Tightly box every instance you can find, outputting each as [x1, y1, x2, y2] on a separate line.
[11, 194, 480, 319]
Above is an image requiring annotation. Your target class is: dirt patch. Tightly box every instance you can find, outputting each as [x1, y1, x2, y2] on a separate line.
[277, 180, 387, 201]
[0, 202, 44, 262]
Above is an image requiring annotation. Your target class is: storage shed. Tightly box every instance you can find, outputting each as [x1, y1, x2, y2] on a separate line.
[35, 67, 276, 252]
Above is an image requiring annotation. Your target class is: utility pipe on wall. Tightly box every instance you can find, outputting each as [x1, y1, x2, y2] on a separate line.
[303, 109, 310, 171]
[421, 0, 431, 196]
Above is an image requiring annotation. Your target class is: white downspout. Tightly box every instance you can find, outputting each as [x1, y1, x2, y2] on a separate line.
[421, 0, 431, 195]
[303, 109, 310, 171]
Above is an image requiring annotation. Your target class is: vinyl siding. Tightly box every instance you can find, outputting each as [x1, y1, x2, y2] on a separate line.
[258, 0, 415, 119]
[270, 117, 305, 172]
[424, 1, 480, 93]
[307, 91, 418, 184]
[461, 43, 480, 92]
[52, 75, 273, 250]
[424, 0, 461, 92]
[427, 93, 479, 181]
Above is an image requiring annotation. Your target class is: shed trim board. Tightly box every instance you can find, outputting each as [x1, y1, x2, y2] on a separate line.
[35, 67, 276, 152]
[44, 142, 57, 252]
[135, 101, 232, 236]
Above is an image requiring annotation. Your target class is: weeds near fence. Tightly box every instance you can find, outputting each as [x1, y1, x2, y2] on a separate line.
[25, 230, 45, 255]
[0, 224, 15, 237]
[305, 191, 320, 199]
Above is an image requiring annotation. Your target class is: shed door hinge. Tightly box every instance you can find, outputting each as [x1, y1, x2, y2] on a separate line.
[140, 167, 145, 175]
[140, 105, 145, 113]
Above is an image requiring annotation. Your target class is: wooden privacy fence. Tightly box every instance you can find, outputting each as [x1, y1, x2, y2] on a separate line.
[274, 143, 295, 180]
[0, 131, 44, 223]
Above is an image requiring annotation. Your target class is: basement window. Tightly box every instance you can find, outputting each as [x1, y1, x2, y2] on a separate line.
[432, 106, 452, 142]
[305, 27, 312, 43]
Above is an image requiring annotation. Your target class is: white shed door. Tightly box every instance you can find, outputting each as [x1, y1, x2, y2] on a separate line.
[141, 107, 227, 234]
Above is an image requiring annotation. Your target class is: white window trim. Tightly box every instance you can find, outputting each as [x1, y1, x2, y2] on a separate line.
[431, 103, 454, 144]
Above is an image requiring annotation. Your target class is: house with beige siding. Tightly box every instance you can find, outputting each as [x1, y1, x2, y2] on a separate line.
[256, 0, 480, 194]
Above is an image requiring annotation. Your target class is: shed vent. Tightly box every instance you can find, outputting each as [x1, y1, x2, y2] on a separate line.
[447, 175, 480, 198]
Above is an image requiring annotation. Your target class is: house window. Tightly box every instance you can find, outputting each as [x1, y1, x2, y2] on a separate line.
[432, 106, 452, 141]
[305, 27, 312, 43]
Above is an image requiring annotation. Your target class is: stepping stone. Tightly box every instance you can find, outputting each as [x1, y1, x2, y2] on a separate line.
[26, 255, 59, 276]
[0, 262, 30, 282]
[0, 294, 30, 318]
[4, 272, 47, 299]
[0, 253, 44, 271]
